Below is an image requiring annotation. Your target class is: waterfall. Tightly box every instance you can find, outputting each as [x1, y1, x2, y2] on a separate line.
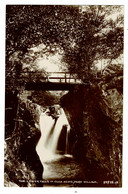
[36, 105, 71, 163]
[65, 125, 70, 155]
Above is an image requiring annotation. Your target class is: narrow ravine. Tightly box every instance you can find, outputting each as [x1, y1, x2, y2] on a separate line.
[36, 105, 90, 187]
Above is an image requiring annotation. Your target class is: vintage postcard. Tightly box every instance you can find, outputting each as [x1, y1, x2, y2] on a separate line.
[0, 1, 127, 192]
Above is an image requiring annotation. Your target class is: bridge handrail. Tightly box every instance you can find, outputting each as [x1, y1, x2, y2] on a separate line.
[6, 71, 81, 84]
[20, 71, 77, 74]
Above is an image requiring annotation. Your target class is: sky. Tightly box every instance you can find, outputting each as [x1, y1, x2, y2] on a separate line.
[30, 44, 67, 73]
[36, 54, 65, 72]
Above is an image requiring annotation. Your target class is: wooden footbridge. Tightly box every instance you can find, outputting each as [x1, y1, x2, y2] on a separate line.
[6, 71, 90, 90]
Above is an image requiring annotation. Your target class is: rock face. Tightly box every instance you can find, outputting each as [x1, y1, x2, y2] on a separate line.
[61, 64, 123, 186]
[4, 93, 43, 187]
[4, 63, 123, 187]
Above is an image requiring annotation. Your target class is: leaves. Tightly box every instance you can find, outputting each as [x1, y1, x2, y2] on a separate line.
[6, 5, 124, 87]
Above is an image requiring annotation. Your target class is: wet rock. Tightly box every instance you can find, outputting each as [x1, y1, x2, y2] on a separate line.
[4, 98, 44, 187]
[4, 140, 37, 187]
[61, 64, 123, 186]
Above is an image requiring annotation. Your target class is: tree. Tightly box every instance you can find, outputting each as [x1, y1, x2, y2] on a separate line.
[61, 5, 123, 80]
[6, 5, 123, 87]
[6, 5, 81, 89]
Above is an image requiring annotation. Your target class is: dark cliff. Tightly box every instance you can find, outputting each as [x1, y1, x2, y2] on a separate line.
[61, 64, 123, 186]
[4, 63, 123, 187]
[4, 93, 43, 187]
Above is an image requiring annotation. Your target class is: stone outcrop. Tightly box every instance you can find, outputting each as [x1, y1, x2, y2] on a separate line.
[61, 64, 123, 186]
[4, 63, 123, 187]
[4, 93, 43, 187]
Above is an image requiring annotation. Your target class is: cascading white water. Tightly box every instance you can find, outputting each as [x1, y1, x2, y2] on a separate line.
[36, 105, 71, 163]
[65, 126, 70, 155]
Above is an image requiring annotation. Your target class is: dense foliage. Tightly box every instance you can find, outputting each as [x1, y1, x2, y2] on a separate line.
[6, 5, 123, 86]
[5, 5, 123, 187]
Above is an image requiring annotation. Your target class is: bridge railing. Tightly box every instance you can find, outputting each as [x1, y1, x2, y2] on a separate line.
[18, 71, 82, 84]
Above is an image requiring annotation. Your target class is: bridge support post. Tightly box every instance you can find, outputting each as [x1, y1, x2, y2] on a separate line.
[65, 73, 67, 83]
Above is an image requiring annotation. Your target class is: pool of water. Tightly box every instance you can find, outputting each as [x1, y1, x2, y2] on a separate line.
[36, 105, 98, 187]
[42, 155, 93, 187]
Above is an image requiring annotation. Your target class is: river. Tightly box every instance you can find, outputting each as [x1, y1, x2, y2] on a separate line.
[36, 105, 97, 187]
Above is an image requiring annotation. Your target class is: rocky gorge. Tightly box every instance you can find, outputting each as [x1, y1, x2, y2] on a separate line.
[4, 64, 123, 187]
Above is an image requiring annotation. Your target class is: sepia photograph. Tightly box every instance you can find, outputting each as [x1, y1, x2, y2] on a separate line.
[3, 3, 124, 189]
